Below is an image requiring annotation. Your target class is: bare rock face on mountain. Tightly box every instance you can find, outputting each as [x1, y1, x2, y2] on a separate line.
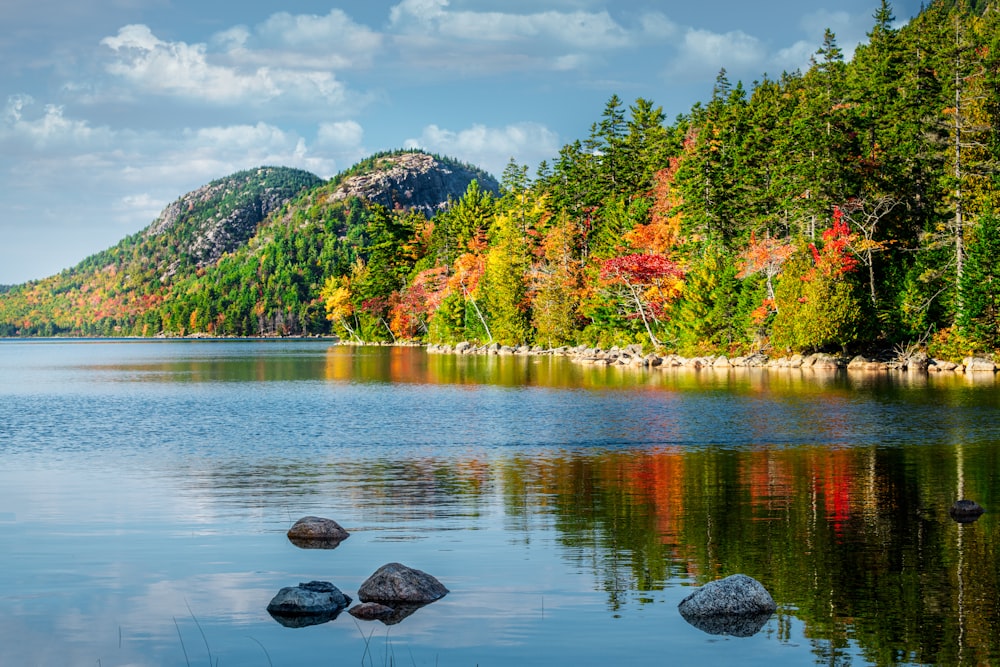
[329, 152, 499, 216]
[143, 167, 323, 275]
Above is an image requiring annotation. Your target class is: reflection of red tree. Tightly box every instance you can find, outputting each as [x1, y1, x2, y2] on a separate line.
[814, 449, 854, 538]
[619, 449, 687, 551]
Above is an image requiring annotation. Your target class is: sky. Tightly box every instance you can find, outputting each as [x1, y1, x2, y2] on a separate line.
[0, 0, 922, 285]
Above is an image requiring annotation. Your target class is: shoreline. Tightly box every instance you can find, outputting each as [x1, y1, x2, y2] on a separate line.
[3, 334, 995, 374]
[426, 341, 998, 374]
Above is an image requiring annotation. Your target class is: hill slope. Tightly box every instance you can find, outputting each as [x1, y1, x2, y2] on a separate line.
[0, 151, 497, 336]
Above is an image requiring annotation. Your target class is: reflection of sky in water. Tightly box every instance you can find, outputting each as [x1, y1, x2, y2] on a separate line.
[1, 341, 999, 665]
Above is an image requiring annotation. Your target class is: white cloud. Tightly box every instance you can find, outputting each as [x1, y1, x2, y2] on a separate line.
[389, 0, 631, 49]
[211, 26, 251, 52]
[317, 120, 364, 148]
[2, 94, 110, 148]
[113, 192, 169, 225]
[100, 24, 354, 108]
[641, 12, 680, 39]
[258, 9, 381, 55]
[389, 0, 448, 26]
[669, 28, 768, 80]
[405, 121, 560, 176]
[102, 24, 280, 102]
[772, 40, 818, 73]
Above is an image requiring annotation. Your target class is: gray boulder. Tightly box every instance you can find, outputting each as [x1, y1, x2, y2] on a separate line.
[905, 351, 930, 371]
[678, 574, 776, 637]
[358, 562, 449, 603]
[287, 516, 349, 548]
[964, 357, 997, 372]
[267, 581, 352, 626]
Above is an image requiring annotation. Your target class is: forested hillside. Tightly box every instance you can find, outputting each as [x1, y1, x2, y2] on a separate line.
[1, 0, 997, 358]
[0, 167, 322, 336]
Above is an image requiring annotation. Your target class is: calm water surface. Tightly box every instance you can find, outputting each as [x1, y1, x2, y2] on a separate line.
[1, 340, 999, 666]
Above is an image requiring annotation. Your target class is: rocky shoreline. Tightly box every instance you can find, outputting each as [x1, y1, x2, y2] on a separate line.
[425, 342, 998, 374]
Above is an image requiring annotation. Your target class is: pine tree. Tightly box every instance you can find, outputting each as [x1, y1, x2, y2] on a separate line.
[958, 213, 1000, 349]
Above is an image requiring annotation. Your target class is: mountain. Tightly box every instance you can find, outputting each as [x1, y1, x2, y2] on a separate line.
[329, 151, 498, 216]
[144, 167, 324, 278]
[0, 151, 497, 336]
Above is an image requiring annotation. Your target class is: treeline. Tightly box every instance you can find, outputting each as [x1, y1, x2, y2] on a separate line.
[317, 0, 1000, 357]
[2, 0, 998, 357]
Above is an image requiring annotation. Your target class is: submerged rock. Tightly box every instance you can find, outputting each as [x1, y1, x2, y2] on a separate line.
[287, 516, 349, 549]
[950, 499, 985, 523]
[678, 574, 776, 637]
[267, 580, 352, 626]
[348, 602, 396, 621]
[358, 562, 449, 604]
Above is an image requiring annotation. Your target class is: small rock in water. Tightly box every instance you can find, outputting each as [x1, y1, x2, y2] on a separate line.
[287, 516, 349, 548]
[950, 499, 985, 523]
[267, 580, 352, 627]
[358, 562, 449, 603]
[678, 574, 776, 637]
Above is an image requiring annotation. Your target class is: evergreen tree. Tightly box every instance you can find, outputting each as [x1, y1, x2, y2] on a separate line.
[958, 212, 1000, 348]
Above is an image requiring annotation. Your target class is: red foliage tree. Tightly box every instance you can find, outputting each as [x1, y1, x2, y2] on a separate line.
[599, 253, 683, 345]
[810, 207, 859, 277]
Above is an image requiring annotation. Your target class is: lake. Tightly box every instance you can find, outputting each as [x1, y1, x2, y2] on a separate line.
[1, 340, 999, 666]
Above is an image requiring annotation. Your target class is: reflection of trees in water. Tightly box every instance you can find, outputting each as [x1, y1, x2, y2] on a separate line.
[496, 445, 1000, 665]
[189, 442, 1000, 663]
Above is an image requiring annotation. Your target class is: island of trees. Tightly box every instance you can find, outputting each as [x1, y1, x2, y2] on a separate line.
[1, 0, 998, 361]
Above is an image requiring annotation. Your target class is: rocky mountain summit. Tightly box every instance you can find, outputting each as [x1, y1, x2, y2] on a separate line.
[144, 167, 323, 273]
[329, 152, 499, 215]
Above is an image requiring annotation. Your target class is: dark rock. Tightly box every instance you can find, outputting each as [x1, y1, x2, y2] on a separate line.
[678, 574, 776, 637]
[950, 499, 985, 523]
[289, 536, 348, 550]
[349, 602, 396, 621]
[267, 580, 352, 623]
[287, 516, 349, 548]
[358, 562, 449, 604]
[375, 603, 432, 625]
[269, 608, 345, 628]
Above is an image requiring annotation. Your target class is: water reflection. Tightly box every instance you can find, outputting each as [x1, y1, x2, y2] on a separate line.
[3, 341, 1000, 665]
[170, 440, 1000, 663]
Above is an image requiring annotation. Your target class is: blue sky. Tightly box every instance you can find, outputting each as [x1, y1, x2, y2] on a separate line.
[0, 0, 920, 284]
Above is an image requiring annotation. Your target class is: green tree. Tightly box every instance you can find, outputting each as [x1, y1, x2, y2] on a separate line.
[958, 212, 1000, 349]
[533, 213, 583, 347]
[481, 211, 532, 345]
[772, 216, 870, 352]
